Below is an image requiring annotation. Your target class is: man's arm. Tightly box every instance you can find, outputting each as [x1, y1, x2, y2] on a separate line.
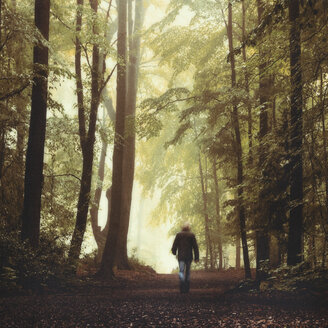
[171, 234, 179, 255]
[192, 235, 199, 261]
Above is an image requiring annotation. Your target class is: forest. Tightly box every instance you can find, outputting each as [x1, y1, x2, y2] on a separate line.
[1, 0, 328, 326]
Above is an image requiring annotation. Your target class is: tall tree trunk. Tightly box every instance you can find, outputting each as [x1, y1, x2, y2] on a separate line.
[99, 0, 127, 279]
[212, 158, 223, 270]
[90, 3, 116, 263]
[0, 130, 4, 183]
[311, 234, 316, 268]
[68, 0, 85, 262]
[256, 0, 270, 280]
[241, 0, 253, 163]
[235, 237, 241, 269]
[90, 105, 114, 263]
[205, 157, 215, 269]
[21, 0, 50, 248]
[227, 1, 251, 279]
[322, 236, 327, 268]
[0, 0, 2, 44]
[198, 153, 213, 270]
[287, 0, 304, 266]
[320, 70, 328, 221]
[69, 0, 101, 266]
[116, 0, 144, 270]
[90, 113, 107, 260]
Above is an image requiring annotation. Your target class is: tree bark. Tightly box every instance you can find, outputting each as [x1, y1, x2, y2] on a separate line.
[21, 0, 50, 248]
[0, 0, 2, 44]
[287, 0, 304, 266]
[227, 1, 251, 279]
[235, 237, 241, 269]
[69, 0, 101, 266]
[212, 158, 223, 270]
[241, 0, 253, 164]
[99, 0, 127, 279]
[90, 114, 107, 260]
[198, 154, 214, 270]
[116, 0, 144, 270]
[90, 2, 116, 264]
[322, 236, 326, 268]
[256, 0, 270, 280]
[320, 70, 328, 220]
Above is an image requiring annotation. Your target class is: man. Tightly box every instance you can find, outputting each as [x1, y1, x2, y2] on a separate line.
[171, 222, 199, 293]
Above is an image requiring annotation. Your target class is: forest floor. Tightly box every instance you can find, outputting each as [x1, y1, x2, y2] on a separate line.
[0, 269, 327, 327]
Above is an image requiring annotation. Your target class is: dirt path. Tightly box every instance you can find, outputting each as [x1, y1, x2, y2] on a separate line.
[0, 271, 327, 327]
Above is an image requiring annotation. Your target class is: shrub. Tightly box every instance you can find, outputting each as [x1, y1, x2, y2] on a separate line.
[0, 230, 72, 292]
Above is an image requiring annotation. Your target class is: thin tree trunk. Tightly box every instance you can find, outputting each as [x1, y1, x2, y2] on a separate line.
[227, 1, 251, 279]
[99, 0, 127, 279]
[90, 2, 116, 263]
[280, 101, 290, 263]
[21, 0, 50, 248]
[241, 0, 253, 163]
[205, 243, 209, 270]
[116, 0, 144, 270]
[272, 96, 277, 128]
[205, 157, 215, 269]
[309, 124, 327, 263]
[198, 153, 213, 270]
[256, 0, 270, 280]
[236, 237, 241, 269]
[69, 0, 101, 266]
[311, 234, 316, 268]
[212, 158, 223, 270]
[0, 0, 2, 44]
[68, 0, 85, 263]
[287, 0, 304, 266]
[90, 113, 107, 259]
[0, 131, 4, 182]
[320, 70, 328, 218]
[322, 234, 327, 268]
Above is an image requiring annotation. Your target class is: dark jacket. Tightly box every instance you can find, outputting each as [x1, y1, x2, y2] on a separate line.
[171, 230, 199, 261]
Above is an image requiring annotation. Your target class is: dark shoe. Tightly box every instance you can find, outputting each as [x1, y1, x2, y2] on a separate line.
[180, 281, 190, 293]
[185, 281, 190, 293]
[180, 281, 185, 293]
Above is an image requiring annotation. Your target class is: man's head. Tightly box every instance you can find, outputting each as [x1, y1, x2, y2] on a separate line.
[182, 222, 191, 231]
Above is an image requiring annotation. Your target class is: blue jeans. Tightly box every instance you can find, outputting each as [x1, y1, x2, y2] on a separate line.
[178, 260, 191, 282]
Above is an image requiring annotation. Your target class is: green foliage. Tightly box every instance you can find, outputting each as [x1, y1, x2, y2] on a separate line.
[0, 231, 73, 292]
[1, 0, 328, 284]
[136, 0, 328, 273]
[260, 263, 328, 293]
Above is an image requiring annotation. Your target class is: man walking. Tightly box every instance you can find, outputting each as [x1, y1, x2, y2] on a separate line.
[171, 222, 199, 293]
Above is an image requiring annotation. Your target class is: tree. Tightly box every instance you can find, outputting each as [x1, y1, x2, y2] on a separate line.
[69, 0, 113, 267]
[198, 153, 214, 269]
[241, 0, 253, 163]
[256, 0, 270, 280]
[212, 157, 223, 270]
[21, 0, 50, 248]
[90, 113, 109, 263]
[226, 1, 251, 279]
[89, 15, 117, 262]
[99, 0, 128, 279]
[116, 0, 145, 269]
[287, 0, 304, 266]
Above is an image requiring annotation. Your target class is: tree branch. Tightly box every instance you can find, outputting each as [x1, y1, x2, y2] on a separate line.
[44, 173, 81, 182]
[0, 31, 13, 53]
[50, 10, 72, 30]
[155, 96, 196, 112]
[81, 43, 92, 70]
[98, 63, 117, 97]
[0, 82, 30, 101]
